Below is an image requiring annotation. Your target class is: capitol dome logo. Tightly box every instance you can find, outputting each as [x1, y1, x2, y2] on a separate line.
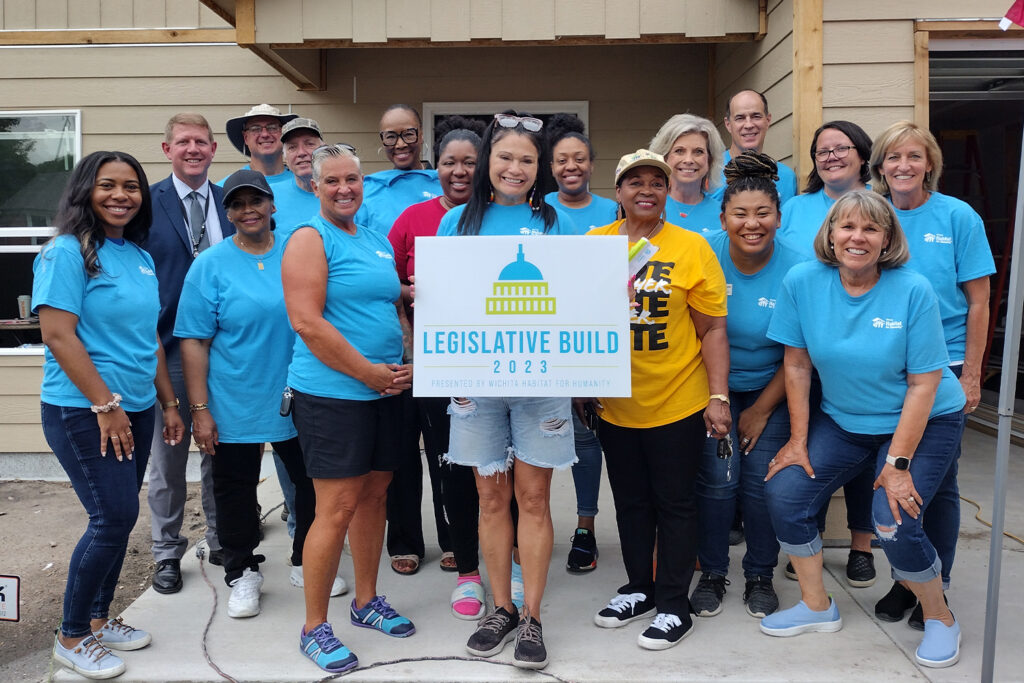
[485, 243, 556, 315]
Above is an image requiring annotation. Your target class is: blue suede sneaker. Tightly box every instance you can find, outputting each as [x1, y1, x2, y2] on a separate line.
[300, 622, 358, 673]
[350, 595, 415, 637]
[759, 598, 842, 637]
[915, 619, 961, 668]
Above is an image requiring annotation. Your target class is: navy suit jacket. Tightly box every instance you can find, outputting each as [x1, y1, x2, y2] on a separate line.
[147, 175, 233, 354]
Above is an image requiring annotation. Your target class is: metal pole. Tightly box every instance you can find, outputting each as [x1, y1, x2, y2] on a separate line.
[981, 123, 1024, 683]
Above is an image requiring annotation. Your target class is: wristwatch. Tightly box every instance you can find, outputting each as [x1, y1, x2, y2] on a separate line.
[885, 454, 911, 470]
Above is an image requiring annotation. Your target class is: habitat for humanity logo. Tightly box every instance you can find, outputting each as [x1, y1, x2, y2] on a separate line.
[923, 233, 953, 244]
[485, 243, 556, 315]
[871, 317, 904, 329]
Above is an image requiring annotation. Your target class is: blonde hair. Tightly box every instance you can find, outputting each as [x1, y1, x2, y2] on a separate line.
[164, 112, 214, 143]
[869, 121, 943, 195]
[648, 114, 726, 193]
[813, 190, 909, 269]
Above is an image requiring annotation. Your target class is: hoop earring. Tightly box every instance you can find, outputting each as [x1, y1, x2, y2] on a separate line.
[528, 184, 538, 211]
[489, 187, 495, 203]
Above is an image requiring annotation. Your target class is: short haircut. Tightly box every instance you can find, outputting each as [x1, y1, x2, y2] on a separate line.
[311, 144, 361, 182]
[164, 112, 214, 143]
[648, 113, 727, 193]
[813, 190, 909, 269]
[869, 121, 943, 195]
[725, 90, 769, 118]
[381, 103, 422, 127]
[804, 120, 873, 194]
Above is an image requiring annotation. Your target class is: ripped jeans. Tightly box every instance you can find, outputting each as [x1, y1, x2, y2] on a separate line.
[766, 410, 964, 584]
[443, 396, 577, 475]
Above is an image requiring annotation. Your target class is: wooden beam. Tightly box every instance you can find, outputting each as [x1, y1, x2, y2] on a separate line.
[246, 45, 324, 91]
[792, 0, 823, 184]
[235, 0, 255, 46]
[0, 28, 236, 45]
[266, 32, 759, 50]
[914, 30, 929, 129]
[198, 0, 237, 27]
[915, 20, 1023, 36]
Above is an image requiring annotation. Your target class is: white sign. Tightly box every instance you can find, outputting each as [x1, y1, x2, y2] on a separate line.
[413, 235, 631, 397]
[0, 574, 20, 622]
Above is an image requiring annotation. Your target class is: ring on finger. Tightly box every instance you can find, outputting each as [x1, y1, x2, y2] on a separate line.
[111, 435, 120, 440]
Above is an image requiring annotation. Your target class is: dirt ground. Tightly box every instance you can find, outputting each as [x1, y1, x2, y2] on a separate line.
[0, 480, 203, 680]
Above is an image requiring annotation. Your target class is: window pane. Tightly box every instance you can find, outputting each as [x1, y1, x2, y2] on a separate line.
[0, 112, 78, 230]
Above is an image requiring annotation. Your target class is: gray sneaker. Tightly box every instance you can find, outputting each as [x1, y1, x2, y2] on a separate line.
[743, 577, 780, 618]
[513, 616, 548, 669]
[466, 606, 519, 657]
[690, 572, 729, 617]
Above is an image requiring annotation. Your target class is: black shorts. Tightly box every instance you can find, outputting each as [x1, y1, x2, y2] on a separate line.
[291, 389, 402, 479]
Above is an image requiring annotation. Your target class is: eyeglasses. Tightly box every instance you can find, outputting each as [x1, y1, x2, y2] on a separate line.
[494, 114, 543, 132]
[814, 145, 855, 162]
[244, 123, 282, 136]
[379, 128, 419, 147]
[313, 143, 358, 156]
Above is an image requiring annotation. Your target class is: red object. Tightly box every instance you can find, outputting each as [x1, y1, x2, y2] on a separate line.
[1000, 0, 1024, 30]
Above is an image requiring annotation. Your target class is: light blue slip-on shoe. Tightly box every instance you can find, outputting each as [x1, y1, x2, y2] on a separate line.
[350, 595, 416, 637]
[916, 619, 961, 668]
[759, 598, 842, 637]
[300, 622, 358, 673]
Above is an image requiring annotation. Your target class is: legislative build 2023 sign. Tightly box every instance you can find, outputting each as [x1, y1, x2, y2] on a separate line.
[414, 235, 631, 397]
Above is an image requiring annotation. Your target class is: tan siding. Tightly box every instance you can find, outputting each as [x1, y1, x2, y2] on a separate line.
[100, 0, 134, 27]
[823, 20, 914, 64]
[35, 0, 68, 28]
[823, 62, 914, 108]
[822, 106, 915, 139]
[165, 0, 198, 26]
[555, 0, 606, 37]
[303, 0, 353, 40]
[604, 0, 639, 39]
[4, 0, 36, 28]
[685, 0, 724, 38]
[68, 0, 101, 27]
[639, 0, 687, 34]
[0, 395, 44, 424]
[1, 0, 230, 28]
[2, 426, 50, 454]
[430, 0, 470, 42]
[134, 0, 166, 27]
[254, 0, 303, 43]
[352, 0, 386, 42]
[502, 0, 554, 41]
[1, 365, 45, 394]
[469, 0, 502, 39]
[823, 0, 1010, 21]
[386, 0, 430, 39]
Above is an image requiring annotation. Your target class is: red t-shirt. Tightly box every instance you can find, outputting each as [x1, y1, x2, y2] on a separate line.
[387, 196, 449, 284]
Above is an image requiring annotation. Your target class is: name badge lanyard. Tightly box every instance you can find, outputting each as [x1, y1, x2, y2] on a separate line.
[177, 191, 211, 258]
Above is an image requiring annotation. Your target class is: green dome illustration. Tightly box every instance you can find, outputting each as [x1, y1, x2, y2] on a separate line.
[498, 244, 544, 280]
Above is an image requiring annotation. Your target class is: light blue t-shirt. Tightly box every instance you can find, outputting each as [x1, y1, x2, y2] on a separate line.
[779, 189, 834, 258]
[767, 261, 965, 434]
[705, 231, 807, 391]
[287, 216, 403, 400]
[890, 192, 996, 362]
[437, 201, 574, 237]
[355, 168, 441, 235]
[32, 235, 160, 412]
[544, 192, 618, 234]
[217, 165, 294, 187]
[665, 194, 722, 236]
[174, 237, 297, 443]
[710, 150, 798, 205]
[270, 179, 319, 241]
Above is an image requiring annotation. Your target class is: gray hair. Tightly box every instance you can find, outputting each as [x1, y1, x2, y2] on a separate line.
[312, 144, 361, 182]
[813, 190, 910, 269]
[648, 114, 727, 193]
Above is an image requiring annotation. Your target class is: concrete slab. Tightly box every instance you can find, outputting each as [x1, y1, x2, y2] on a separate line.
[53, 428, 1023, 682]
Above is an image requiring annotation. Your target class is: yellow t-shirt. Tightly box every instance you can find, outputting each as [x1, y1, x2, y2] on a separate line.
[588, 220, 727, 428]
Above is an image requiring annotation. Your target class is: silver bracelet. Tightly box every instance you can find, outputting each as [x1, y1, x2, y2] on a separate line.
[90, 393, 122, 414]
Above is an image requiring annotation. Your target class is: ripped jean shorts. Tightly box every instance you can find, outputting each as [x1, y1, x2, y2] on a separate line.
[444, 396, 577, 476]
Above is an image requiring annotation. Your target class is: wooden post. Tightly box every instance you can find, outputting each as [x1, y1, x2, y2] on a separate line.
[914, 30, 930, 129]
[792, 0, 823, 182]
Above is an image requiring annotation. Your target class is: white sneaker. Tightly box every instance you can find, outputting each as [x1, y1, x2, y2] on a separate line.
[289, 565, 349, 597]
[227, 568, 263, 618]
[53, 634, 125, 679]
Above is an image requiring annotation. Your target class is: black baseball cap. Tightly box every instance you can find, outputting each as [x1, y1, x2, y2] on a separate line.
[221, 169, 274, 208]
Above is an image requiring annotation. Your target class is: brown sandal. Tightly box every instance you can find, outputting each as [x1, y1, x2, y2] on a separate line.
[439, 551, 458, 572]
[390, 554, 420, 575]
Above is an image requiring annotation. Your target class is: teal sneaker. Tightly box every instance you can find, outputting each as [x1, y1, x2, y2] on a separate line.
[916, 619, 961, 668]
[299, 622, 358, 673]
[350, 595, 415, 637]
[759, 598, 842, 637]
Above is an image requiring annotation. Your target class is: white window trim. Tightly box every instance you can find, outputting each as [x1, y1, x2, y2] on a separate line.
[422, 101, 589, 163]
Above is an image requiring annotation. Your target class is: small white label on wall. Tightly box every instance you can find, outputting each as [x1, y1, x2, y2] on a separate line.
[0, 574, 21, 621]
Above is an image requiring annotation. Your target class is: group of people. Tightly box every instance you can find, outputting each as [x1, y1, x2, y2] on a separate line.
[34, 88, 993, 679]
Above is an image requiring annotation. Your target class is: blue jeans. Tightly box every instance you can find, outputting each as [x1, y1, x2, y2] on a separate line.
[272, 450, 297, 538]
[42, 402, 154, 638]
[570, 411, 602, 518]
[695, 389, 788, 579]
[922, 364, 964, 588]
[766, 411, 964, 584]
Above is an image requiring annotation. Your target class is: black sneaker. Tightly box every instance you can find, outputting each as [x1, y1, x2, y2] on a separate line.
[566, 528, 598, 573]
[466, 606, 519, 657]
[846, 550, 876, 587]
[513, 616, 548, 669]
[784, 561, 798, 581]
[594, 592, 656, 628]
[743, 576, 779, 618]
[875, 581, 917, 622]
[908, 593, 949, 631]
[638, 613, 694, 650]
[689, 572, 729, 617]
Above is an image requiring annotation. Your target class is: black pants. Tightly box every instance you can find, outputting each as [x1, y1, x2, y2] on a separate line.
[386, 393, 453, 558]
[213, 437, 314, 585]
[599, 412, 705, 618]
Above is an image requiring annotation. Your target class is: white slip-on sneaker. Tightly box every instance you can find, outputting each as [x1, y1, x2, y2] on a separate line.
[227, 568, 263, 618]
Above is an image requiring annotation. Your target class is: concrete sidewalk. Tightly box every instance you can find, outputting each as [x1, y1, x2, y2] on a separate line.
[55, 428, 1024, 682]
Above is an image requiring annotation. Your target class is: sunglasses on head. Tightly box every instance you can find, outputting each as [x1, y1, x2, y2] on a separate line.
[313, 143, 358, 156]
[494, 114, 543, 132]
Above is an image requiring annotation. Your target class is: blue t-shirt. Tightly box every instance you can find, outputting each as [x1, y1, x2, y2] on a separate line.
[174, 237, 297, 443]
[355, 168, 441, 235]
[437, 201, 574, 237]
[779, 189, 834, 258]
[544, 192, 618, 234]
[287, 216, 403, 400]
[32, 235, 160, 412]
[665, 194, 722, 236]
[767, 261, 965, 434]
[270, 179, 320, 241]
[710, 150, 798, 205]
[217, 165, 294, 187]
[890, 192, 996, 362]
[706, 231, 807, 391]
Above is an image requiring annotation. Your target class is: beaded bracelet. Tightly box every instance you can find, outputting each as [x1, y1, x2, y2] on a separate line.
[189, 402, 209, 412]
[90, 393, 122, 414]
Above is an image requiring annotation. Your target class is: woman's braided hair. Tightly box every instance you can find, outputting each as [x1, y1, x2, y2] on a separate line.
[721, 150, 780, 210]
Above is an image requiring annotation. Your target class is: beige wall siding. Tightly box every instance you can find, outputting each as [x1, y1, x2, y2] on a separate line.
[0, 355, 47, 453]
[713, 0, 795, 164]
[0, 0, 228, 29]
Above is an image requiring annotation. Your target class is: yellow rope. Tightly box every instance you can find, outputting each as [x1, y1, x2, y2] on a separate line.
[960, 495, 1024, 546]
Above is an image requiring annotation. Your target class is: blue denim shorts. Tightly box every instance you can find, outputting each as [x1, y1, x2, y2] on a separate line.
[444, 396, 577, 476]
